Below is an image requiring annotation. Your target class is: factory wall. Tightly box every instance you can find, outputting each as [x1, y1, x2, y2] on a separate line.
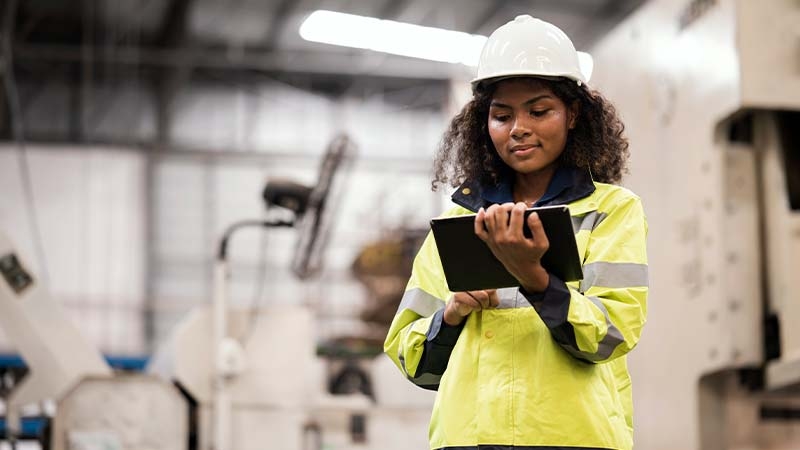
[0, 147, 147, 354]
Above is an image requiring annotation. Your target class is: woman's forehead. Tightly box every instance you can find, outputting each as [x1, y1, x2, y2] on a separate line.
[491, 78, 556, 101]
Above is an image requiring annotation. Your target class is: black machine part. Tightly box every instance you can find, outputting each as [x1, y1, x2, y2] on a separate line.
[0, 253, 34, 294]
[292, 135, 354, 279]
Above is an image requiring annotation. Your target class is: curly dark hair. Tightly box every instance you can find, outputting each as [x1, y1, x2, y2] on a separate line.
[432, 77, 629, 190]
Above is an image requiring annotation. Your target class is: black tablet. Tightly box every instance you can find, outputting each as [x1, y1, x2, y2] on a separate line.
[430, 205, 583, 292]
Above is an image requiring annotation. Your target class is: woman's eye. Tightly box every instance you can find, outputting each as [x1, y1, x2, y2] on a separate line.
[531, 109, 550, 117]
[493, 115, 510, 122]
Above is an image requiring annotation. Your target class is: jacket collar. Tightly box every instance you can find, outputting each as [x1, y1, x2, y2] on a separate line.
[451, 165, 596, 213]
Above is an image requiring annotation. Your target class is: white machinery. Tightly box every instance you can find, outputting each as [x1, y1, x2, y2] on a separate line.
[50, 376, 187, 450]
[0, 231, 188, 450]
[588, 0, 800, 448]
[0, 231, 111, 435]
[148, 306, 434, 450]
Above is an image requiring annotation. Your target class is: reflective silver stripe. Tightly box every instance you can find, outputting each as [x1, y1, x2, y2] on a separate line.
[439, 446, 612, 450]
[580, 262, 649, 292]
[398, 323, 419, 374]
[571, 211, 608, 233]
[399, 351, 443, 386]
[408, 372, 442, 386]
[496, 287, 521, 309]
[399, 288, 442, 317]
[398, 353, 410, 375]
[587, 296, 625, 359]
[404, 287, 535, 311]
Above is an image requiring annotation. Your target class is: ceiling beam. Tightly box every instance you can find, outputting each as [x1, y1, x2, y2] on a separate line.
[468, 0, 514, 34]
[263, 0, 295, 51]
[14, 43, 472, 80]
[1, 0, 22, 140]
[378, 0, 416, 20]
[153, 0, 199, 145]
[155, 0, 195, 47]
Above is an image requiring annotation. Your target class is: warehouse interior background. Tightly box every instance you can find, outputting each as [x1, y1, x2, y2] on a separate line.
[1, 0, 799, 449]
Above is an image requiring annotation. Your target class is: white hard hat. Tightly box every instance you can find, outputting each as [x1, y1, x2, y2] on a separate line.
[471, 15, 588, 90]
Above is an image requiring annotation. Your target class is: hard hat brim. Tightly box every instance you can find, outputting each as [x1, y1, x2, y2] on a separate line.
[470, 73, 585, 92]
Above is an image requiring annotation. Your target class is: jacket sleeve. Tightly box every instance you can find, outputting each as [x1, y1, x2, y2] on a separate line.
[383, 232, 462, 390]
[523, 194, 648, 363]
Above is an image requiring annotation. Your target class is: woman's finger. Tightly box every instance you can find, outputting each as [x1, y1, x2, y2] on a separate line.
[527, 212, 550, 249]
[465, 291, 487, 310]
[484, 204, 499, 233]
[474, 207, 489, 241]
[457, 291, 480, 307]
[508, 202, 527, 239]
[486, 289, 500, 308]
[493, 203, 515, 235]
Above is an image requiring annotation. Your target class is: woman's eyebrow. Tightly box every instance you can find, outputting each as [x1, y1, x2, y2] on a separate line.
[489, 100, 511, 109]
[523, 95, 552, 105]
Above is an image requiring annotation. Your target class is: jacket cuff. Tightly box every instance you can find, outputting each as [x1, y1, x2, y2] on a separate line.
[520, 274, 571, 326]
[426, 307, 465, 346]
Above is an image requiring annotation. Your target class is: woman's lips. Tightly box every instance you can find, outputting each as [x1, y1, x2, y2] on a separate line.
[510, 145, 539, 155]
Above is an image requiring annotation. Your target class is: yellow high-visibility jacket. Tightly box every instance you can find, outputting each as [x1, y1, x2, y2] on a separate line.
[384, 167, 648, 450]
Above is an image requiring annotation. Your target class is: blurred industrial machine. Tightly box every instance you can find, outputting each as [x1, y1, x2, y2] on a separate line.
[351, 228, 428, 341]
[0, 232, 188, 450]
[587, 0, 800, 449]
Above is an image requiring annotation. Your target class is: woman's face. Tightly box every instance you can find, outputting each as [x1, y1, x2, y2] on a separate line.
[487, 78, 577, 177]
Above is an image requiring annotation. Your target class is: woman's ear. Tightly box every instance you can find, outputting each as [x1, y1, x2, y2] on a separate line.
[568, 100, 580, 129]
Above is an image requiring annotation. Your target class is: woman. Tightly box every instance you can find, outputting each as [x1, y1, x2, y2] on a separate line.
[384, 15, 648, 450]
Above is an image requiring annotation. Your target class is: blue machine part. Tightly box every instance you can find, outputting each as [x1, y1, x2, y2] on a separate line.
[0, 417, 47, 439]
[0, 353, 149, 372]
[0, 354, 149, 439]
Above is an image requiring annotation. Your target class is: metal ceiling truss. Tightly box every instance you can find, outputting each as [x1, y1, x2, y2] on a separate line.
[1, 0, 646, 144]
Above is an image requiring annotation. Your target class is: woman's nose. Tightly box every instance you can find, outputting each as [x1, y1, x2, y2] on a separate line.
[510, 118, 532, 140]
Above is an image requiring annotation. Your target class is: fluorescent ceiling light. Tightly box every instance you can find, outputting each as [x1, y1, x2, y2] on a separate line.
[299, 9, 594, 81]
[300, 10, 487, 66]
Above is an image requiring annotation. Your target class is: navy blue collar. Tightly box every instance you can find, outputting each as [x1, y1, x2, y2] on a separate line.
[451, 166, 595, 213]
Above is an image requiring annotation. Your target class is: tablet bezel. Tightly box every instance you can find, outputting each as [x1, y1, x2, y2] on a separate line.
[429, 205, 583, 292]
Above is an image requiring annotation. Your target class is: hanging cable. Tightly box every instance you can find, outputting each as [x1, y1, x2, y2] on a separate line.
[1, 0, 50, 286]
[239, 208, 271, 345]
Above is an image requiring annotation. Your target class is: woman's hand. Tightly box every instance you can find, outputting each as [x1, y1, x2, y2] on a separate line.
[475, 202, 550, 293]
[443, 290, 499, 326]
